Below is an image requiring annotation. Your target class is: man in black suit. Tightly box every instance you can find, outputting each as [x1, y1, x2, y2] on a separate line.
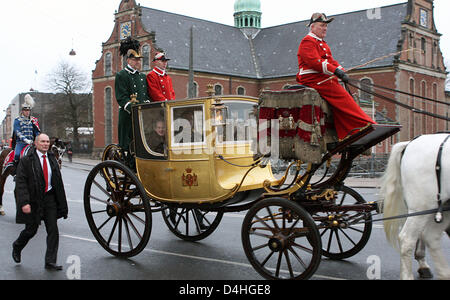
[12, 133, 68, 271]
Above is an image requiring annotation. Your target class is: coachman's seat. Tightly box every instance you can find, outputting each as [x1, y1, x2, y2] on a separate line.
[258, 87, 338, 164]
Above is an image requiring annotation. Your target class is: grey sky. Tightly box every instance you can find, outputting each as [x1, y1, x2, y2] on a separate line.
[1, 0, 448, 119]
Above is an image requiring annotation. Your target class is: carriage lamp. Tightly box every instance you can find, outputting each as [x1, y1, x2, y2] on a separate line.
[210, 98, 228, 127]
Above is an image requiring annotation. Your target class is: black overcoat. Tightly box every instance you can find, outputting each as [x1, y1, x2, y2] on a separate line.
[14, 147, 68, 224]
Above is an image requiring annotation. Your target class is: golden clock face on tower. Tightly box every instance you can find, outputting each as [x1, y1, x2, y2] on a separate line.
[120, 21, 132, 40]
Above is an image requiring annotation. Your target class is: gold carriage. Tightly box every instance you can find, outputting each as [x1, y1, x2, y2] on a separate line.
[84, 86, 401, 280]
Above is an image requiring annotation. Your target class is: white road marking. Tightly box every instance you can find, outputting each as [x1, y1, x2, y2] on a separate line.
[61, 233, 346, 280]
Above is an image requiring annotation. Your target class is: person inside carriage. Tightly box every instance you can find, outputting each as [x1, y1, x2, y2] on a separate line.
[296, 13, 376, 141]
[147, 119, 166, 154]
[11, 94, 41, 173]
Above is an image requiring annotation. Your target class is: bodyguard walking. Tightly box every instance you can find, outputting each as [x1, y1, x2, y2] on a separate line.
[12, 134, 68, 271]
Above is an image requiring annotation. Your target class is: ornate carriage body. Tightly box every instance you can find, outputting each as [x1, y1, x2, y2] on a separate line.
[131, 96, 280, 204]
[85, 87, 401, 280]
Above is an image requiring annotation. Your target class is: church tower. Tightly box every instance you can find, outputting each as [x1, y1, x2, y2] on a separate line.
[234, 0, 262, 38]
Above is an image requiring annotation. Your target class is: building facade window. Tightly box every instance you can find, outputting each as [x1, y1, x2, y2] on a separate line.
[142, 45, 150, 70]
[360, 78, 373, 102]
[105, 87, 113, 145]
[421, 81, 427, 134]
[105, 53, 112, 76]
[421, 37, 427, 66]
[237, 86, 246, 95]
[409, 78, 415, 139]
[122, 55, 128, 69]
[187, 82, 198, 98]
[432, 83, 438, 133]
[214, 84, 223, 96]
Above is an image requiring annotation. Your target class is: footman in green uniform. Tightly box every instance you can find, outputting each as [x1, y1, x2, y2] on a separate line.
[115, 37, 151, 168]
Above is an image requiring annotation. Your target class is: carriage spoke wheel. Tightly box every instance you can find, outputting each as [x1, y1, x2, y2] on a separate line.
[102, 144, 125, 163]
[242, 198, 322, 280]
[84, 161, 152, 257]
[313, 185, 372, 260]
[162, 206, 224, 242]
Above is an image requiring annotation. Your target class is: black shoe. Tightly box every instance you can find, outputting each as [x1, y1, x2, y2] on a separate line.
[12, 244, 21, 263]
[45, 263, 63, 271]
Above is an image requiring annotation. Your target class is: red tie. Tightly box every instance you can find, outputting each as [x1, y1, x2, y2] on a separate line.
[43, 154, 48, 193]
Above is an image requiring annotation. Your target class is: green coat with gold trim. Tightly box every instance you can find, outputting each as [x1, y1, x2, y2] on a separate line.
[115, 65, 150, 151]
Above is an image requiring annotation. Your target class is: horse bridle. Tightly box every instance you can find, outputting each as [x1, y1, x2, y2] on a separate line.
[51, 144, 65, 167]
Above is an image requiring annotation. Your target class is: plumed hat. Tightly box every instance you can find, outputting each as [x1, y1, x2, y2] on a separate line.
[22, 94, 35, 110]
[119, 37, 143, 59]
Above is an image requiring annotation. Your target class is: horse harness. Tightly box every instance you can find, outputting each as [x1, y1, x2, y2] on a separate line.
[401, 134, 450, 224]
[435, 134, 450, 223]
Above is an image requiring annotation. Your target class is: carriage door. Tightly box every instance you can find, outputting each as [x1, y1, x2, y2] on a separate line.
[169, 104, 209, 201]
[134, 103, 172, 199]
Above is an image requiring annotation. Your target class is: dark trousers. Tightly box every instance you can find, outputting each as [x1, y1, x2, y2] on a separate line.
[14, 193, 59, 264]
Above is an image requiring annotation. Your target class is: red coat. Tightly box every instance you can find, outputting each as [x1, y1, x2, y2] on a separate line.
[146, 67, 176, 102]
[296, 33, 375, 140]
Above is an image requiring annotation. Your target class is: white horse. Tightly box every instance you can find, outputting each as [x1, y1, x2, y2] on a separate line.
[379, 133, 450, 280]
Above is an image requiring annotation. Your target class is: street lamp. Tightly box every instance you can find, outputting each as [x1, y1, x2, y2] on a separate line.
[69, 38, 76, 56]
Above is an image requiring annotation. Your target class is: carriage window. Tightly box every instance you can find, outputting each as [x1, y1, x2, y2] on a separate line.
[139, 106, 167, 157]
[216, 101, 257, 143]
[172, 105, 205, 146]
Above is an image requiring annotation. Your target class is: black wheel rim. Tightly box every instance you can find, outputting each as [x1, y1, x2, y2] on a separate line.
[84, 161, 151, 257]
[242, 198, 321, 280]
[314, 185, 372, 260]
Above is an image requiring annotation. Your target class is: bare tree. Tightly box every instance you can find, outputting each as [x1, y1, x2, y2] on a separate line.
[46, 61, 92, 149]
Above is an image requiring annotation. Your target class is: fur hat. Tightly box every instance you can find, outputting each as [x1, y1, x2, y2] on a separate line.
[22, 94, 35, 110]
[119, 37, 143, 59]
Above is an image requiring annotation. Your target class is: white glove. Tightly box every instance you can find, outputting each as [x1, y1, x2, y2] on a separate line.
[124, 102, 132, 114]
[24, 139, 32, 145]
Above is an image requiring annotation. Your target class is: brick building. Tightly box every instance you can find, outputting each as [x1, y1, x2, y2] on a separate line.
[92, 0, 449, 155]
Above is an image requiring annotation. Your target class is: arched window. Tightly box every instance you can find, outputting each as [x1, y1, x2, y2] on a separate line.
[142, 45, 150, 70]
[237, 86, 245, 95]
[409, 78, 415, 139]
[187, 82, 198, 98]
[105, 53, 112, 76]
[421, 37, 427, 66]
[360, 78, 373, 101]
[214, 84, 223, 96]
[432, 83, 438, 133]
[105, 87, 113, 145]
[421, 81, 427, 134]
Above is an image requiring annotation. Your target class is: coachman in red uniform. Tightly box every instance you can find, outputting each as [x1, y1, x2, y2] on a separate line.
[296, 13, 376, 140]
[147, 52, 176, 102]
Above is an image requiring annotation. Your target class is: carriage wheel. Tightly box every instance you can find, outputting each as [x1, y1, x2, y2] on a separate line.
[102, 144, 125, 163]
[314, 185, 372, 260]
[161, 206, 224, 242]
[242, 198, 322, 280]
[84, 161, 152, 257]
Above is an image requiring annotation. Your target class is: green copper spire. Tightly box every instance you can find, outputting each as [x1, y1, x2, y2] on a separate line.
[234, 0, 262, 29]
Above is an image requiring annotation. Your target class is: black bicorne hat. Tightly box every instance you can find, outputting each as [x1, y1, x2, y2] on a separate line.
[307, 13, 335, 27]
